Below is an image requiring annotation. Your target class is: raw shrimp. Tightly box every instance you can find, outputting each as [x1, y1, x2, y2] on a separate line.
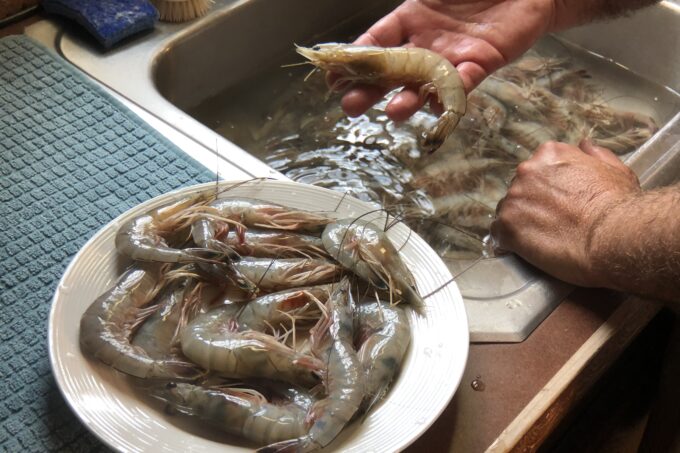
[207, 285, 332, 334]
[431, 192, 497, 231]
[259, 278, 365, 452]
[231, 285, 332, 333]
[192, 216, 259, 293]
[116, 193, 221, 264]
[502, 119, 558, 151]
[131, 275, 208, 375]
[296, 43, 467, 153]
[151, 383, 310, 445]
[233, 257, 343, 291]
[478, 77, 543, 120]
[220, 229, 330, 259]
[80, 263, 203, 379]
[322, 219, 425, 313]
[355, 301, 411, 414]
[189, 197, 335, 235]
[181, 305, 324, 387]
[412, 154, 514, 197]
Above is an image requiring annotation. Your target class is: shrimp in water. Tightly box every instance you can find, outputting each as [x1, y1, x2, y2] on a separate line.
[296, 43, 467, 153]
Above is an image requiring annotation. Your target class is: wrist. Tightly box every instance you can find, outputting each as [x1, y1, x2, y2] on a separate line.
[585, 192, 640, 290]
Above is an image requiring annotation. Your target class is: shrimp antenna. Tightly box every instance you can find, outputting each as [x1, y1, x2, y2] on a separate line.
[333, 191, 351, 213]
[304, 67, 319, 82]
[422, 255, 489, 300]
[280, 61, 313, 68]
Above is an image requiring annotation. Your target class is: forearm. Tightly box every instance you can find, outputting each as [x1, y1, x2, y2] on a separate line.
[550, 0, 661, 31]
[590, 184, 680, 304]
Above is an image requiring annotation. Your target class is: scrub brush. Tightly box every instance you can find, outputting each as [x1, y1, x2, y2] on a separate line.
[151, 0, 212, 22]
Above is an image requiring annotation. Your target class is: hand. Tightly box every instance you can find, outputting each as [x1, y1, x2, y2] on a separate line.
[490, 140, 641, 288]
[341, 0, 556, 121]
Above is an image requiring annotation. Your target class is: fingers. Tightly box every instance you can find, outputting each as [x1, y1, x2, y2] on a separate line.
[385, 89, 422, 122]
[578, 139, 640, 186]
[355, 13, 405, 47]
[578, 139, 624, 169]
[341, 85, 388, 117]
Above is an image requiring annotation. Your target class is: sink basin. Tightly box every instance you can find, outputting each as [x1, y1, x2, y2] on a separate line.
[27, 0, 680, 342]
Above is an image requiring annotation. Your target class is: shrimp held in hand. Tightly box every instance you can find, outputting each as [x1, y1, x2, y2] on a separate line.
[296, 43, 467, 153]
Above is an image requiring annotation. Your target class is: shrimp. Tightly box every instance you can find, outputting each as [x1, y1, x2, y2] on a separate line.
[188, 197, 335, 235]
[220, 229, 330, 259]
[477, 77, 543, 120]
[181, 306, 324, 387]
[131, 275, 206, 377]
[322, 219, 425, 313]
[296, 43, 467, 153]
[259, 278, 365, 452]
[231, 285, 332, 333]
[116, 193, 222, 264]
[355, 301, 411, 414]
[79, 263, 203, 379]
[412, 154, 514, 197]
[151, 383, 310, 445]
[206, 285, 332, 336]
[233, 257, 343, 292]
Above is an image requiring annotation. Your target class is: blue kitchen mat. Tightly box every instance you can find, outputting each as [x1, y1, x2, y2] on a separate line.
[0, 35, 215, 451]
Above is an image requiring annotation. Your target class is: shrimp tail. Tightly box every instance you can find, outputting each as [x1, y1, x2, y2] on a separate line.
[256, 436, 316, 453]
[422, 110, 462, 154]
[402, 284, 426, 315]
[149, 382, 197, 416]
[163, 360, 206, 380]
[358, 388, 386, 422]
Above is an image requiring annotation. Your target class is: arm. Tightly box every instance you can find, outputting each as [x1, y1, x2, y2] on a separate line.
[342, 0, 661, 121]
[490, 140, 680, 304]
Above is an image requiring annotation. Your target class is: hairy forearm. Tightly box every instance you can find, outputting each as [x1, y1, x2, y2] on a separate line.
[591, 184, 680, 304]
[550, 0, 661, 31]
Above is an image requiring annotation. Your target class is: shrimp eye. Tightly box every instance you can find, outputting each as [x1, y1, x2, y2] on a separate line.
[312, 45, 321, 51]
[166, 382, 177, 389]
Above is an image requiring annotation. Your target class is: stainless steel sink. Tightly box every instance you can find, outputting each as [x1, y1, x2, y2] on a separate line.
[27, 0, 680, 342]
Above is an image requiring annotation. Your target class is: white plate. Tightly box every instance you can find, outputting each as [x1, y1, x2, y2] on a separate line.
[49, 180, 469, 453]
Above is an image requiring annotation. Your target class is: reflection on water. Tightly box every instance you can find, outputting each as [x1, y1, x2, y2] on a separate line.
[192, 36, 679, 263]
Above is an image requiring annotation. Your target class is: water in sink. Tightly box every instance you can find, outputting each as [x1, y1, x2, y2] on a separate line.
[189, 36, 680, 263]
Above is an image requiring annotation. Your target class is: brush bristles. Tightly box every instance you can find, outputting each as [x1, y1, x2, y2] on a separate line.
[153, 0, 213, 22]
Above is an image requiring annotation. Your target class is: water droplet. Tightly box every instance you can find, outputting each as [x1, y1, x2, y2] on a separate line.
[57, 282, 71, 295]
[423, 347, 433, 357]
[505, 299, 522, 309]
[471, 379, 486, 391]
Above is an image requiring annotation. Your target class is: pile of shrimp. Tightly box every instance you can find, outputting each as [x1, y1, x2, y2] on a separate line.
[225, 41, 658, 262]
[79, 188, 419, 451]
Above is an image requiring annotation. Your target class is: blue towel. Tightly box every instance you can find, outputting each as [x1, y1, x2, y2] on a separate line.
[0, 35, 214, 451]
[42, 0, 158, 48]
